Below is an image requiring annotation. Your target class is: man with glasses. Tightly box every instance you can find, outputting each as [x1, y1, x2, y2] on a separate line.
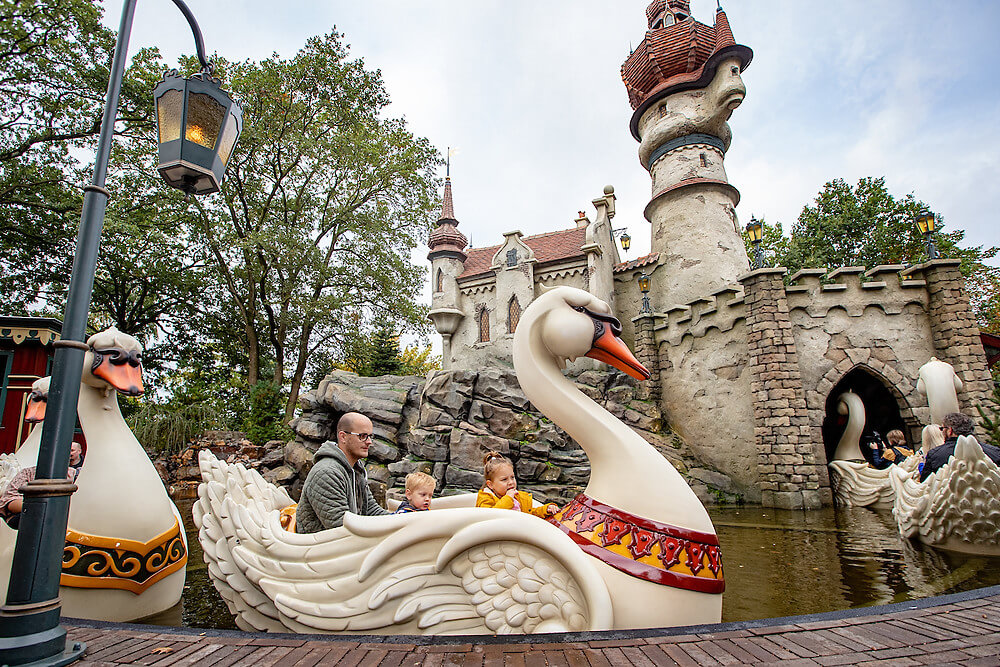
[296, 411, 390, 532]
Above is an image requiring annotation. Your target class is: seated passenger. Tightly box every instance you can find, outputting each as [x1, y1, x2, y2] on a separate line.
[1, 441, 83, 530]
[871, 429, 913, 468]
[394, 471, 435, 513]
[920, 412, 1000, 482]
[476, 451, 558, 518]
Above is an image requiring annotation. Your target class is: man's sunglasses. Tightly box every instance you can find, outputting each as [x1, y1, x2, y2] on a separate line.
[344, 431, 373, 441]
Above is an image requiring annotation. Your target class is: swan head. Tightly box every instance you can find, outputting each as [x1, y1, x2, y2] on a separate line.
[83, 327, 145, 396]
[517, 286, 650, 381]
[25, 376, 50, 423]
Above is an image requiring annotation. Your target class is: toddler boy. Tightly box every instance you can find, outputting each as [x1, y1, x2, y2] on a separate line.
[394, 471, 435, 513]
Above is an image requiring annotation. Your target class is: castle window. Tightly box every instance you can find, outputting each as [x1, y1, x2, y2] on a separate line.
[506, 248, 518, 267]
[478, 309, 490, 343]
[508, 297, 520, 334]
[658, 104, 667, 118]
[435, 268, 443, 293]
[700, 152, 708, 167]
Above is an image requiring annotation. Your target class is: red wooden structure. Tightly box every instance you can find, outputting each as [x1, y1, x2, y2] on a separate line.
[0, 316, 62, 455]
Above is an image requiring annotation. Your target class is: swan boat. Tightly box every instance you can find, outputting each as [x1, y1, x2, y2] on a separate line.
[195, 286, 724, 634]
[827, 391, 923, 507]
[0, 328, 187, 620]
[889, 435, 1000, 555]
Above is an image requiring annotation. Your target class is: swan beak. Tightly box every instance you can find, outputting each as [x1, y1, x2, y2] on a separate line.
[585, 328, 650, 381]
[25, 394, 47, 423]
[93, 352, 145, 396]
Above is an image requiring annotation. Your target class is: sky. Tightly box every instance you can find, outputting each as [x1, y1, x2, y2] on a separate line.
[101, 0, 1000, 296]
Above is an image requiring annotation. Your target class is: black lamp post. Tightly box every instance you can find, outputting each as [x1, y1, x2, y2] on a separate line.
[0, 2, 239, 665]
[638, 272, 652, 314]
[746, 216, 764, 269]
[914, 209, 940, 260]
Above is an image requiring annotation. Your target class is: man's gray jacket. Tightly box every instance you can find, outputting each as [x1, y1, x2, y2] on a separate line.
[296, 440, 390, 532]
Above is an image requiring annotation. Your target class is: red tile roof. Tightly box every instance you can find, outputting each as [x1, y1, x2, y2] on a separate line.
[614, 252, 659, 274]
[621, 7, 752, 139]
[458, 227, 588, 280]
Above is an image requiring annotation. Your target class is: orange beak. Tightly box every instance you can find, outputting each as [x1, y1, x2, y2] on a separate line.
[585, 323, 650, 381]
[93, 352, 145, 396]
[25, 395, 46, 423]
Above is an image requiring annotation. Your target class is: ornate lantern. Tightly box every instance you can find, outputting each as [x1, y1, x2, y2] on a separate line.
[638, 272, 652, 314]
[153, 70, 242, 195]
[745, 216, 764, 269]
[914, 209, 940, 260]
[620, 231, 631, 252]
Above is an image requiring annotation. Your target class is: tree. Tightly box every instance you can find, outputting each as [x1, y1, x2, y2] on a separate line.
[183, 32, 440, 417]
[759, 177, 1000, 330]
[368, 325, 403, 376]
[0, 0, 153, 309]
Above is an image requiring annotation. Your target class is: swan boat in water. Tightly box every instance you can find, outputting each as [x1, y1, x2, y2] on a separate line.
[195, 286, 724, 634]
[0, 328, 187, 621]
[890, 435, 1000, 556]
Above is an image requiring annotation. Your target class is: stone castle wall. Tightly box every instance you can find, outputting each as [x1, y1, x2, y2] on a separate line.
[637, 259, 995, 508]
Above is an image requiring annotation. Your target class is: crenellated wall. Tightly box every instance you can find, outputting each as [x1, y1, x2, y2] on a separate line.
[633, 260, 995, 508]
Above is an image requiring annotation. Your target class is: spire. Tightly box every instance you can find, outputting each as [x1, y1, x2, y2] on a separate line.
[428, 160, 467, 261]
[440, 176, 456, 222]
[714, 5, 735, 50]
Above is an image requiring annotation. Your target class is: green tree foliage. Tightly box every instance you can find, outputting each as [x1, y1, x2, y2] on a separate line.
[757, 177, 1000, 330]
[243, 380, 290, 446]
[399, 344, 441, 376]
[0, 0, 152, 309]
[369, 325, 403, 376]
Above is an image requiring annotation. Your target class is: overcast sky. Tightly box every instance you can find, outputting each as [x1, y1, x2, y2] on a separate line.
[102, 0, 1000, 284]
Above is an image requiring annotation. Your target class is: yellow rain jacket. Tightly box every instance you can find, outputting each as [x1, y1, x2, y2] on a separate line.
[476, 488, 556, 518]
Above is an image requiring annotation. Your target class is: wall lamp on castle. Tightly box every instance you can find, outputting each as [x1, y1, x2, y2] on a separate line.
[914, 209, 940, 261]
[612, 228, 631, 253]
[638, 272, 652, 314]
[746, 216, 764, 269]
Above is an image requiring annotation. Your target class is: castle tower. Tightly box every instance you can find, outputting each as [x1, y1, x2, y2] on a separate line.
[621, 1, 753, 307]
[427, 172, 468, 370]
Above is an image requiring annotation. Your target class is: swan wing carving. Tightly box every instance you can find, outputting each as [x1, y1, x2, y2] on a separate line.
[195, 450, 612, 634]
[889, 436, 1000, 555]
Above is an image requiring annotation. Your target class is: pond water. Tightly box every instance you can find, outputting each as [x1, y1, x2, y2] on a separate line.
[136, 500, 1000, 630]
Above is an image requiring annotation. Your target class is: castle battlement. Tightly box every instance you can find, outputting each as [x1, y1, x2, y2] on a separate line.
[650, 263, 935, 347]
[785, 264, 929, 318]
[653, 284, 747, 346]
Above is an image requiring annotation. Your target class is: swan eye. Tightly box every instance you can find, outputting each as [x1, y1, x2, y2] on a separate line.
[572, 305, 586, 313]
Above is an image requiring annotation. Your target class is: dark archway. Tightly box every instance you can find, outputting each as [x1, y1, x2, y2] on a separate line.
[822, 366, 908, 464]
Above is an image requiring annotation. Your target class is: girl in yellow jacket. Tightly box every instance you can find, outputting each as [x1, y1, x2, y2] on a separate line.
[476, 451, 559, 518]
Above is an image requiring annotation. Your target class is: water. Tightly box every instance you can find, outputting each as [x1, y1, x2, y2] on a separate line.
[140, 501, 1000, 629]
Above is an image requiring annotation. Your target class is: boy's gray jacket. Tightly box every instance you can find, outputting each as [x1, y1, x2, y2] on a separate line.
[296, 440, 389, 533]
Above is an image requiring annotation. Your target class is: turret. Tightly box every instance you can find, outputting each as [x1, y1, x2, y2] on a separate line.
[427, 173, 468, 370]
[621, 1, 753, 307]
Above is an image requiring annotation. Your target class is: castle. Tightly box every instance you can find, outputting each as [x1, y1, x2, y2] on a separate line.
[426, 0, 995, 508]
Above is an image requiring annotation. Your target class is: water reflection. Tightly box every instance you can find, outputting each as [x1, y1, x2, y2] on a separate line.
[715, 506, 1000, 622]
[139, 501, 1000, 629]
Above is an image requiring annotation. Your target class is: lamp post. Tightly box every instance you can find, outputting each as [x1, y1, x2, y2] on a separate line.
[0, 2, 240, 665]
[914, 209, 940, 260]
[746, 216, 764, 270]
[638, 272, 652, 314]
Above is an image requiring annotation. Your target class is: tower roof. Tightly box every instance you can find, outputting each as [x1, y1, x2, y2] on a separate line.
[622, 4, 752, 138]
[428, 177, 468, 260]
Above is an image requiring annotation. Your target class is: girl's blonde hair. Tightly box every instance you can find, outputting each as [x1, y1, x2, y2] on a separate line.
[921, 424, 945, 454]
[483, 451, 513, 481]
[886, 429, 906, 446]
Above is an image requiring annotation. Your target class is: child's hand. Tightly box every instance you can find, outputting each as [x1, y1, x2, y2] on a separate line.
[545, 504, 558, 516]
[505, 489, 518, 498]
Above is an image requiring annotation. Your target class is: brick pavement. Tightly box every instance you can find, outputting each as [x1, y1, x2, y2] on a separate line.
[63, 586, 1000, 666]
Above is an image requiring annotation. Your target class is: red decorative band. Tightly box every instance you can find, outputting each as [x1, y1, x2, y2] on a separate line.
[549, 494, 724, 594]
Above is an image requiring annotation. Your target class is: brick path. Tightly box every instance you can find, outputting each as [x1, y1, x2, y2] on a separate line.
[64, 586, 1000, 666]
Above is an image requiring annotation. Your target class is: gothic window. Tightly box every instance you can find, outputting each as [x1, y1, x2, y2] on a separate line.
[508, 297, 521, 334]
[478, 308, 490, 343]
[506, 248, 518, 267]
[435, 268, 443, 293]
[658, 104, 667, 118]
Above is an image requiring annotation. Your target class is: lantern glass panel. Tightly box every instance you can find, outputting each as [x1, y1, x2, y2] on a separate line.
[638, 274, 651, 292]
[185, 92, 226, 149]
[156, 89, 183, 143]
[216, 110, 240, 167]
